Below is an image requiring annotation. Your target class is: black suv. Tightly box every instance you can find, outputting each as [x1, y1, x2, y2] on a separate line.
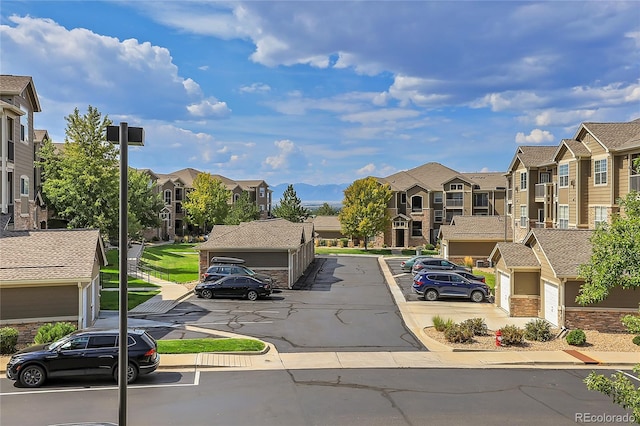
[203, 264, 274, 286]
[6, 329, 159, 388]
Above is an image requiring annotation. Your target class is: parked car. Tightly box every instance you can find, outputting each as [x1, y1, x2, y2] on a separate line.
[194, 275, 272, 301]
[203, 263, 274, 285]
[6, 329, 159, 388]
[412, 271, 491, 303]
[411, 257, 471, 274]
[416, 269, 486, 283]
[400, 255, 433, 272]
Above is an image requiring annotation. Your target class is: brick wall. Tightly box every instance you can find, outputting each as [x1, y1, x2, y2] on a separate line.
[564, 309, 636, 332]
[510, 296, 540, 317]
[2, 320, 79, 347]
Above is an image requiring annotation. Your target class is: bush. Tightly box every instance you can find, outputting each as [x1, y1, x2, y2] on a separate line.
[524, 319, 553, 342]
[340, 238, 349, 248]
[424, 243, 435, 251]
[34, 322, 77, 345]
[565, 329, 587, 346]
[621, 314, 640, 334]
[432, 315, 454, 332]
[444, 323, 474, 343]
[463, 256, 474, 269]
[460, 318, 488, 336]
[0, 327, 19, 354]
[633, 335, 640, 346]
[499, 325, 524, 346]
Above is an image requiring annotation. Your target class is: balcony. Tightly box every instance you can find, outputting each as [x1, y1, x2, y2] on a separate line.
[534, 182, 554, 203]
[445, 198, 463, 207]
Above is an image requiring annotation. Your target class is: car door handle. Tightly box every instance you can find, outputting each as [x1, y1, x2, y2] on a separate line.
[99, 355, 114, 358]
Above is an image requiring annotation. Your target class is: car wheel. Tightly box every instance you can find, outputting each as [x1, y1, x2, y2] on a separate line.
[424, 289, 438, 301]
[201, 289, 214, 299]
[471, 291, 485, 303]
[246, 290, 258, 301]
[113, 362, 139, 384]
[19, 364, 45, 388]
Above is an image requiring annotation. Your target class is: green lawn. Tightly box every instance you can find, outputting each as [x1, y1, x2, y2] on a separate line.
[474, 271, 496, 290]
[157, 338, 265, 354]
[100, 290, 161, 310]
[140, 243, 200, 283]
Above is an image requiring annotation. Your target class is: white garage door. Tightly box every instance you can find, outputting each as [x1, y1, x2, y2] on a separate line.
[499, 272, 510, 314]
[544, 281, 559, 327]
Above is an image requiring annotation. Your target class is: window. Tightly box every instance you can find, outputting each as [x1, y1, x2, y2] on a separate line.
[434, 192, 443, 203]
[558, 164, 569, 188]
[449, 183, 463, 191]
[259, 187, 265, 198]
[594, 159, 607, 185]
[175, 188, 183, 201]
[164, 189, 172, 204]
[234, 193, 240, 202]
[558, 205, 569, 229]
[260, 205, 265, 211]
[400, 193, 406, 204]
[473, 193, 488, 207]
[411, 195, 423, 212]
[20, 105, 29, 143]
[62, 337, 89, 351]
[434, 210, 443, 222]
[411, 221, 422, 237]
[88, 335, 117, 349]
[631, 154, 640, 192]
[520, 172, 527, 190]
[20, 176, 29, 196]
[594, 206, 608, 227]
[520, 205, 527, 228]
[176, 202, 183, 214]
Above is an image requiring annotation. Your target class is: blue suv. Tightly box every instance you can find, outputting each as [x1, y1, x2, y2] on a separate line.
[413, 271, 491, 303]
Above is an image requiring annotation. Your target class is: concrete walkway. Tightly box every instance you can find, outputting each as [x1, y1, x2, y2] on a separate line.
[2, 256, 637, 373]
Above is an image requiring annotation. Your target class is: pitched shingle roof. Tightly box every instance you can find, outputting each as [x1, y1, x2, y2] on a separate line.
[555, 138, 591, 160]
[0, 75, 41, 112]
[462, 172, 508, 189]
[197, 219, 313, 250]
[381, 162, 469, 191]
[527, 228, 594, 278]
[580, 119, 640, 151]
[0, 229, 105, 282]
[308, 215, 341, 232]
[507, 146, 557, 172]
[490, 242, 540, 268]
[439, 216, 512, 241]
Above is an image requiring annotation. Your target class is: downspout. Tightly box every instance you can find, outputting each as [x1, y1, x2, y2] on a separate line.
[77, 281, 84, 330]
[559, 278, 566, 328]
[1, 113, 7, 214]
[288, 248, 294, 289]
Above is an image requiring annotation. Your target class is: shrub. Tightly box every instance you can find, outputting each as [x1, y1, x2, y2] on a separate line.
[444, 323, 474, 343]
[424, 243, 435, 251]
[565, 329, 587, 346]
[524, 319, 553, 342]
[0, 327, 19, 354]
[499, 325, 524, 346]
[34, 322, 77, 345]
[463, 256, 474, 269]
[621, 314, 640, 334]
[340, 238, 349, 248]
[633, 335, 640, 346]
[432, 315, 454, 332]
[460, 318, 488, 336]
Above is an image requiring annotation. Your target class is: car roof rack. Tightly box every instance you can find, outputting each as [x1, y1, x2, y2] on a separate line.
[210, 256, 246, 265]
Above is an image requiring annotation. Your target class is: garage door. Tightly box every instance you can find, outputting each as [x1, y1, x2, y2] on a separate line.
[499, 272, 510, 314]
[544, 281, 559, 327]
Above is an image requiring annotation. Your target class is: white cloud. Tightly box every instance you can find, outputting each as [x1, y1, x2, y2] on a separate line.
[264, 139, 303, 170]
[533, 109, 597, 126]
[239, 83, 271, 94]
[356, 163, 396, 177]
[187, 99, 231, 118]
[515, 129, 555, 144]
[471, 91, 546, 112]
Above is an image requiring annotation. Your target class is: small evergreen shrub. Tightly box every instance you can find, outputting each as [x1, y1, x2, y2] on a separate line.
[500, 325, 525, 346]
[340, 238, 349, 248]
[0, 327, 19, 354]
[622, 314, 640, 334]
[444, 323, 474, 343]
[460, 318, 488, 336]
[524, 319, 553, 342]
[432, 315, 454, 332]
[632, 335, 640, 346]
[424, 243, 435, 251]
[565, 329, 587, 346]
[34, 322, 77, 345]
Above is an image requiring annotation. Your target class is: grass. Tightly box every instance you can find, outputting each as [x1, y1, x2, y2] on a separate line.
[100, 290, 160, 310]
[315, 247, 439, 256]
[157, 338, 265, 354]
[473, 271, 496, 290]
[140, 243, 200, 283]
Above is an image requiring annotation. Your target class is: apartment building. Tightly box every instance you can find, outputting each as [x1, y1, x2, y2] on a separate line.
[143, 167, 272, 240]
[376, 162, 507, 248]
[0, 75, 43, 231]
[507, 118, 640, 242]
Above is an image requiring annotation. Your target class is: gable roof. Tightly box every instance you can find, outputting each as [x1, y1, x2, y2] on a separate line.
[578, 118, 640, 152]
[0, 229, 106, 282]
[525, 228, 594, 278]
[380, 162, 468, 192]
[553, 138, 591, 161]
[439, 216, 512, 241]
[506, 146, 557, 172]
[462, 172, 508, 189]
[0, 75, 41, 112]
[197, 219, 313, 250]
[308, 215, 341, 232]
[489, 242, 540, 268]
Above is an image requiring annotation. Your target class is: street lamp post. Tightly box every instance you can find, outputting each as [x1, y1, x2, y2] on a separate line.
[106, 123, 144, 426]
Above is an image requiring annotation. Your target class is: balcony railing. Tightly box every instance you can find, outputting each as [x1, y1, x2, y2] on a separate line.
[631, 175, 640, 192]
[445, 199, 463, 207]
[534, 182, 553, 203]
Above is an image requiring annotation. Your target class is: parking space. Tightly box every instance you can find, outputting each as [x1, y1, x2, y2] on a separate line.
[384, 257, 423, 302]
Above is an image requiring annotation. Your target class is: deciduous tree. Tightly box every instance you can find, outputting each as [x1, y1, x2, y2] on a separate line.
[225, 192, 260, 225]
[182, 173, 231, 231]
[315, 202, 339, 216]
[338, 177, 392, 250]
[272, 184, 309, 223]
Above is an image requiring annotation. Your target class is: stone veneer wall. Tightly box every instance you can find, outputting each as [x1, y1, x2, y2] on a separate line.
[3, 320, 79, 347]
[564, 309, 636, 333]
[509, 295, 540, 317]
[253, 268, 289, 289]
[12, 199, 37, 230]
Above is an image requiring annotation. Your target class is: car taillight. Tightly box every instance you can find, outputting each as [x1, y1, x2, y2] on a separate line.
[400, 261, 406, 267]
[144, 348, 157, 357]
[481, 277, 486, 283]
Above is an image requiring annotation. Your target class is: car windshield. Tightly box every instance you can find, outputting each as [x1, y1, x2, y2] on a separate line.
[48, 335, 71, 350]
[241, 266, 256, 276]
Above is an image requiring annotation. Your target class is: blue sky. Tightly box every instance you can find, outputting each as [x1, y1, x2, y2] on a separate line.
[1, 1, 639, 186]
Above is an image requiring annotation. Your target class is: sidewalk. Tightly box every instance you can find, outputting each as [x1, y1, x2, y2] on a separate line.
[2, 256, 637, 373]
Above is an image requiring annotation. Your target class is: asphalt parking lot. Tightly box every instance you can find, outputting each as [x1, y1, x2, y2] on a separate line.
[384, 257, 424, 301]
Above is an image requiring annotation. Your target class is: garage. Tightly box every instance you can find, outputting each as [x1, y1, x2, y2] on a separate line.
[544, 281, 559, 327]
[499, 271, 511, 314]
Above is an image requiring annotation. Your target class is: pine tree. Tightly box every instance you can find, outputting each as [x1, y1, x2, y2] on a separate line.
[272, 184, 309, 223]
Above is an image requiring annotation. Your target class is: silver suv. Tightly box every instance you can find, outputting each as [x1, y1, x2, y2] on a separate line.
[411, 257, 471, 275]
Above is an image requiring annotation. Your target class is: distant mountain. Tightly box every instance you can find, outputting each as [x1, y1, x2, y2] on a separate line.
[271, 183, 348, 206]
